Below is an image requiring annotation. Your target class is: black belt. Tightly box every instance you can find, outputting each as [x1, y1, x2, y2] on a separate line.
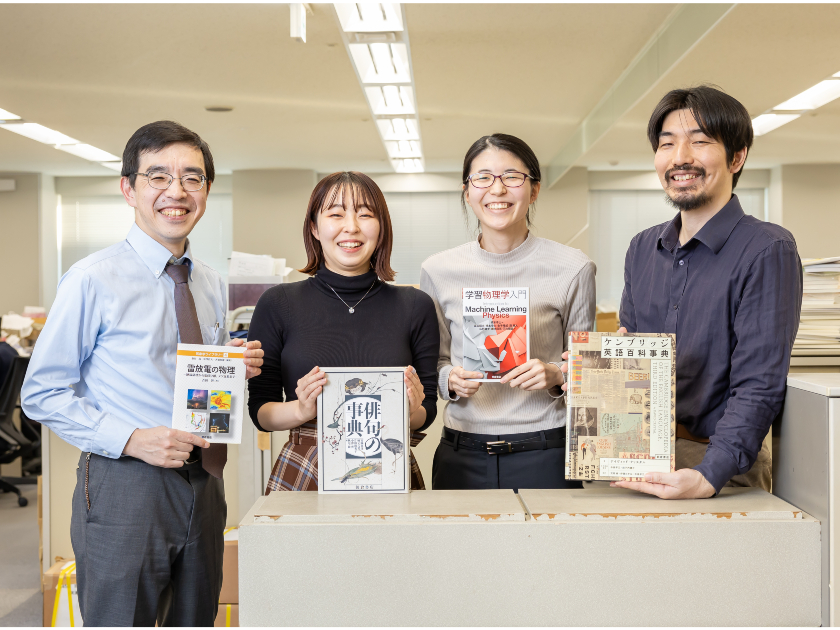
[441, 426, 565, 455]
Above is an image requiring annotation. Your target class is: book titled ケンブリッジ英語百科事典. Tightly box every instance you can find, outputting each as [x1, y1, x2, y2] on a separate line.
[170, 343, 246, 444]
[317, 368, 410, 494]
[565, 331, 676, 481]
[462, 288, 529, 382]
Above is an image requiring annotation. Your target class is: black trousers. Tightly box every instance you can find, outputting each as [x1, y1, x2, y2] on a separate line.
[70, 452, 226, 627]
[431, 427, 583, 491]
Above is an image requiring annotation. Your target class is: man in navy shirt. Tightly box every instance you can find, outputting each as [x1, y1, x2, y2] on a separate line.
[565, 86, 802, 499]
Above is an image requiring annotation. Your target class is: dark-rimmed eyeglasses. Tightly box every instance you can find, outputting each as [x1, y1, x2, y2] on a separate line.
[135, 171, 207, 192]
[467, 171, 537, 189]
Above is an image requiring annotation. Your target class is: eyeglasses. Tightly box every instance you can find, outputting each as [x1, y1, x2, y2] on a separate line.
[135, 171, 207, 192]
[467, 171, 536, 189]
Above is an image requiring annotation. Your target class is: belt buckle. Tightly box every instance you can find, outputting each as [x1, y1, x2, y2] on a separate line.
[486, 440, 512, 455]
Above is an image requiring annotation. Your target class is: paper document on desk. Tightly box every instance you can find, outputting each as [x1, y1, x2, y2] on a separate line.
[565, 331, 676, 481]
[171, 344, 246, 444]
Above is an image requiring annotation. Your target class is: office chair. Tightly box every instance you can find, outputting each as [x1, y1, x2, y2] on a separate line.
[0, 355, 34, 507]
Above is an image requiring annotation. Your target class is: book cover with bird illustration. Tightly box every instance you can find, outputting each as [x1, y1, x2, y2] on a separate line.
[462, 288, 529, 381]
[317, 367, 410, 494]
[565, 332, 676, 481]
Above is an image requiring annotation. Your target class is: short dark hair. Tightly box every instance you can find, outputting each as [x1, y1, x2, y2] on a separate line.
[647, 85, 753, 189]
[461, 133, 541, 226]
[300, 172, 396, 282]
[122, 120, 215, 187]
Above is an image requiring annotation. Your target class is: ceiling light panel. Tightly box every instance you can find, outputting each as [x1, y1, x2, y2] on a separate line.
[774, 79, 840, 112]
[753, 70, 840, 136]
[100, 162, 123, 172]
[364, 86, 416, 116]
[752, 113, 800, 137]
[57, 144, 120, 162]
[0, 122, 78, 145]
[0, 108, 21, 121]
[335, 3, 423, 173]
[349, 43, 410, 84]
[335, 3, 403, 33]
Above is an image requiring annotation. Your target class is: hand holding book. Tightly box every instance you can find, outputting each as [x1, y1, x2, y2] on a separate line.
[498, 359, 562, 390]
[448, 366, 483, 398]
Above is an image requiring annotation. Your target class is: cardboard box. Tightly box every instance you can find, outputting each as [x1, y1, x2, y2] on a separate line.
[219, 529, 238, 604]
[43, 559, 75, 627]
[215, 603, 239, 627]
[595, 311, 619, 333]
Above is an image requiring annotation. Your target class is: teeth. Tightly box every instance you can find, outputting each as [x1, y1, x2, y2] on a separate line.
[161, 209, 187, 217]
[487, 203, 511, 209]
[339, 242, 362, 248]
[673, 174, 699, 181]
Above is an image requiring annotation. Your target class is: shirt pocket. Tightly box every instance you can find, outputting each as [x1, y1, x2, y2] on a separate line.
[201, 323, 222, 346]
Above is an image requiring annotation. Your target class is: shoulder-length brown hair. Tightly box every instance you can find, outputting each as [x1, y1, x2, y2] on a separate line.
[300, 172, 396, 281]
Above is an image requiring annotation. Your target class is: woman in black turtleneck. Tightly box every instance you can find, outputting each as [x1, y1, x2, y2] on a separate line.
[246, 172, 439, 492]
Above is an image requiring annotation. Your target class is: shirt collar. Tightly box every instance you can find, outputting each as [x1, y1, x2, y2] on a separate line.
[657, 194, 746, 255]
[126, 223, 194, 279]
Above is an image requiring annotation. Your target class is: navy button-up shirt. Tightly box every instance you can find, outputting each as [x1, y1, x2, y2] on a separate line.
[620, 195, 802, 492]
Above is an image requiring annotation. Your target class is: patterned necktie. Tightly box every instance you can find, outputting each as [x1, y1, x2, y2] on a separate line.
[165, 262, 227, 479]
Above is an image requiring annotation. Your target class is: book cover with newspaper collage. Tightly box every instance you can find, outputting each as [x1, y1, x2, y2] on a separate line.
[565, 331, 676, 481]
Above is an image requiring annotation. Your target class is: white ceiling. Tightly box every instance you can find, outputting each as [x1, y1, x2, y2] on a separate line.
[0, 3, 838, 179]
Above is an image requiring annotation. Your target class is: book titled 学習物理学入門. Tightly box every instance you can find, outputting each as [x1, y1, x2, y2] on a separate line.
[462, 288, 529, 382]
[170, 343, 246, 444]
[565, 331, 676, 481]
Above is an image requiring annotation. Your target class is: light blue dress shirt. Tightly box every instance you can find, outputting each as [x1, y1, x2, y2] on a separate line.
[22, 223, 230, 459]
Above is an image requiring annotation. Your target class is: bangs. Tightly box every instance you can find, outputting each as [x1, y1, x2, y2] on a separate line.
[323, 175, 379, 218]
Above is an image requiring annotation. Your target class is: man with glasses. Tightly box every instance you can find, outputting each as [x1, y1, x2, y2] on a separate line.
[22, 121, 263, 625]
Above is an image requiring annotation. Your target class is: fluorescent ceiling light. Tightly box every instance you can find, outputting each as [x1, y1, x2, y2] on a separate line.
[0, 122, 78, 145]
[0, 108, 20, 121]
[365, 85, 415, 115]
[392, 158, 423, 173]
[376, 117, 419, 140]
[100, 162, 123, 172]
[752, 113, 800, 136]
[349, 43, 410, 84]
[385, 140, 422, 159]
[57, 143, 120, 162]
[335, 3, 403, 33]
[774, 79, 840, 112]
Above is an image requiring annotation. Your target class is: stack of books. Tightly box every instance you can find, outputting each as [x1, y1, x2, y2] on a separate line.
[794, 256, 840, 355]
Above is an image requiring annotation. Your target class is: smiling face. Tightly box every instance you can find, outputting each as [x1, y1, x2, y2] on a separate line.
[654, 109, 746, 212]
[464, 146, 540, 236]
[311, 185, 381, 276]
[120, 142, 210, 256]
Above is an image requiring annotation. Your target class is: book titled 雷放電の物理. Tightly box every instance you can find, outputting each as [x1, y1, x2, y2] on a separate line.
[170, 343, 246, 444]
[565, 331, 676, 481]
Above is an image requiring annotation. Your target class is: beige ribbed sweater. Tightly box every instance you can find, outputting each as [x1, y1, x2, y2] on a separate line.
[419, 233, 596, 434]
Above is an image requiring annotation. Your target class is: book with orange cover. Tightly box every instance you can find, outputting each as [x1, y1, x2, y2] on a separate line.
[462, 288, 529, 381]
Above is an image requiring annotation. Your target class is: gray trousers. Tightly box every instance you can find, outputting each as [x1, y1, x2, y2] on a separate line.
[71, 452, 226, 627]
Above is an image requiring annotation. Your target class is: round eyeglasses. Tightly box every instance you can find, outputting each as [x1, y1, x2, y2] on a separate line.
[467, 171, 536, 189]
[135, 171, 207, 192]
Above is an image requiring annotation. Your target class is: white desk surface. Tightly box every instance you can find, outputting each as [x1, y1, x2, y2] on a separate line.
[246, 489, 526, 523]
[787, 372, 840, 397]
[519, 486, 804, 521]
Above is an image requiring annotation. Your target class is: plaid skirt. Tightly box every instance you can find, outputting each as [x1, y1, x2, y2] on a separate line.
[265, 422, 427, 493]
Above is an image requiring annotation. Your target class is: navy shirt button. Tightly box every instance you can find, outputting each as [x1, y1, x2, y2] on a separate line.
[679, 260, 685, 266]
[673, 305, 678, 310]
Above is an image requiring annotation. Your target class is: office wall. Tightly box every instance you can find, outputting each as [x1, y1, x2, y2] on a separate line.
[0, 173, 41, 315]
[232, 169, 317, 283]
[533, 167, 589, 254]
[778, 164, 840, 258]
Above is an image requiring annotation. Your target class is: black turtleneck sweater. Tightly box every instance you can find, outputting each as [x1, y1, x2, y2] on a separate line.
[246, 266, 440, 432]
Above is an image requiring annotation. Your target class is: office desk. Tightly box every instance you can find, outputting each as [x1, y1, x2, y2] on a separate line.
[238, 487, 819, 626]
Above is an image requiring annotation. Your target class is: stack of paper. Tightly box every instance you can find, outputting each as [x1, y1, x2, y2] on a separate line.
[228, 251, 292, 278]
[795, 257, 840, 353]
